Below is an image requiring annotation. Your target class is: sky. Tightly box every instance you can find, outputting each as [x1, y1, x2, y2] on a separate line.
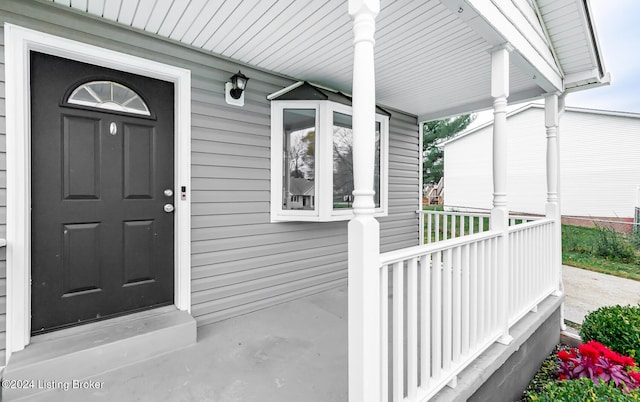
[469, 0, 640, 128]
[567, 0, 640, 112]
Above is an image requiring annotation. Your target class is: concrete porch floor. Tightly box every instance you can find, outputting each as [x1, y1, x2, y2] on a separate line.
[13, 287, 348, 402]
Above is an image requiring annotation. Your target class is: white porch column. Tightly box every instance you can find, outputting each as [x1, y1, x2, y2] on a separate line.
[348, 1, 381, 402]
[490, 44, 513, 345]
[545, 94, 564, 300]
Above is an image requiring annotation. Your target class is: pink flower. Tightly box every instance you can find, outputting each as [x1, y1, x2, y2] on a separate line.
[558, 350, 574, 361]
[556, 341, 639, 391]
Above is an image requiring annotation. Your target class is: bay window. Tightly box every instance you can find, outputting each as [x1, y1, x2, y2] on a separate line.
[269, 82, 389, 222]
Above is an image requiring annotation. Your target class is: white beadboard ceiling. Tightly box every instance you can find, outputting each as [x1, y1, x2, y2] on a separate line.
[45, 0, 605, 120]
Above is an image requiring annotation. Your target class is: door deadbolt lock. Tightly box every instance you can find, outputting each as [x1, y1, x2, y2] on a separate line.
[164, 188, 174, 197]
[164, 204, 175, 213]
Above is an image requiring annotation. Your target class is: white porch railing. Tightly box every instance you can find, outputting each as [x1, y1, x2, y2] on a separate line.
[379, 217, 558, 401]
[419, 209, 541, 244]
[508, 218, 557, 325]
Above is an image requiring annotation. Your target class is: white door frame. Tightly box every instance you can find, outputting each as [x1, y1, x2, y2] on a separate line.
[4, 24, 192, 360]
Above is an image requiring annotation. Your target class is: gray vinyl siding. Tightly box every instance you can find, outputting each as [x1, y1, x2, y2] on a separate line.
[0, 0, 420, 330]
[0, 25, 6, 362]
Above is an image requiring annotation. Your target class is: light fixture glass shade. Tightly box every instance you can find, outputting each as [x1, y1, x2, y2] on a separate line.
[230, 71, 249, 99]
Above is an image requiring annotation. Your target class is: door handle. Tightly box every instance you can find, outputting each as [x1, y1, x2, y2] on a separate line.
[164, 204, 175, 213]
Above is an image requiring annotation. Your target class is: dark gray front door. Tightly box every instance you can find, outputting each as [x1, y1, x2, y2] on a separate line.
[30, 52, 175, 334]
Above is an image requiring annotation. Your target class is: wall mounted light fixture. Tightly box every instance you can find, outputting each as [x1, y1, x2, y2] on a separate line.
[225, 71, 249, 106]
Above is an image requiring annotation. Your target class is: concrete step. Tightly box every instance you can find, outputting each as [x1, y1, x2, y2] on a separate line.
[3, 306, 196, 400]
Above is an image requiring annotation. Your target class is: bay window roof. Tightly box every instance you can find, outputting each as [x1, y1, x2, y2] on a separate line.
[269, 81, 391, 118]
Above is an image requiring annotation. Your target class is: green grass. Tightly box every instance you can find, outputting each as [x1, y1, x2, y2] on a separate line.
[420, 214, 640, 281]
[562, 224, 640, 281]
[422, 205, 444, 211]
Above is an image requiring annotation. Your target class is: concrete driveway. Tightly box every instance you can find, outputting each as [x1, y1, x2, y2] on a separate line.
[562, 264, 640, 325]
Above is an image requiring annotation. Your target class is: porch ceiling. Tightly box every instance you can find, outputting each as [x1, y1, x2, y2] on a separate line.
[43, 0, 603, 120]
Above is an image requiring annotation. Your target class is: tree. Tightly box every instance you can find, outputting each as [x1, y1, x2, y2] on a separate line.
[287, 130, 315, 179]
[332, 127, 354, 198]
[423, 114, 474, 185]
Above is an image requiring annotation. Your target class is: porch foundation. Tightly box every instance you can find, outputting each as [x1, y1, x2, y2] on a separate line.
[433, 293, 564, 402]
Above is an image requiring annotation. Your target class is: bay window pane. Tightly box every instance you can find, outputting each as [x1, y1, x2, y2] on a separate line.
[283, 109, 316, 210]
[332, 112, 381, 209]
[374, 121, 381, 208]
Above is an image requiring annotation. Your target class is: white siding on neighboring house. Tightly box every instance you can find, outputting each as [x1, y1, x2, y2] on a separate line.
[444, 105, 640, 219]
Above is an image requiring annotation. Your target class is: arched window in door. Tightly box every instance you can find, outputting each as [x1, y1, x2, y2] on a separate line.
[67, 80, 151, 116]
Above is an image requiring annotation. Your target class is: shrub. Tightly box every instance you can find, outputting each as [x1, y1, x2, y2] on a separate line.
[556, 341, 639, 390]
[581, 305, 640, 359]
[526, 378, 640, 401]
[562, 225, 593, 254]
[593, 224, 636, 263]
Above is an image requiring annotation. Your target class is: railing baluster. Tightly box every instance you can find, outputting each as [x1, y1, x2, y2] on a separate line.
[514, 232, 519, 312]
[420, 254, 430, 388]
[528, 229, 533, 304]
[381, 264, 389, 402]
[469, 242, 478, 350]
[548, 223, 552, 290]
[493, 237, 499, 329]
[520, 230, 525, 311]
[407, 257, 418, 399]
[443, 214, 448, 241]
[461, 244, 470, 357]
[452, 246, 462, 364]
[442, 248, 453, 372]
[529, 228, 534, 302]
[534, 226, 540, 304]
[487, 238, 495, 330]
[427, 212, 432, 244]
[508, 231, 514, 316]
[477, 240, 485, 339]
[432, 251, 442, 380]
[532, 227, 537, 304]
[451, 214, 456, 239]
[460, 214, 465, 237]
[469, 216, 475, 235]
[392, 261, 404, 402]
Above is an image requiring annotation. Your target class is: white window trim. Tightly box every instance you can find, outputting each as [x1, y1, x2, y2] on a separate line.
[270, 102, 321, 221]
[4, 24, 192, 360]
[270, 100, 389, 222]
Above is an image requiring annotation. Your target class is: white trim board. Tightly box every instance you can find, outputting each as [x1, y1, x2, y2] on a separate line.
[4, 24, 192, 361]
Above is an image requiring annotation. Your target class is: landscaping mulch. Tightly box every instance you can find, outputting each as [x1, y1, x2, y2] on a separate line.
[518, 343, 572, 401]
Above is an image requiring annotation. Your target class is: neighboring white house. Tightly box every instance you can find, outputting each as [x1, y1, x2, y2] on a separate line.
[443, 104, 640, 222]
[287, 177, 316, 210]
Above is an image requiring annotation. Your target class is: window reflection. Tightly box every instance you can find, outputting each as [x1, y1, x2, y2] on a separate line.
[332, 112, 380, 209]
[283, 109, 316, 210]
